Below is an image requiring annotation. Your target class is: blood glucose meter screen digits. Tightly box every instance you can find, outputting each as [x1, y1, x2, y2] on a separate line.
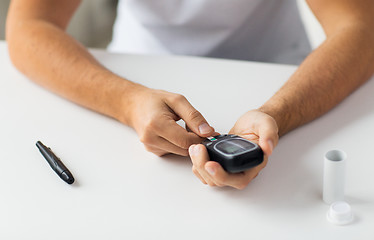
[216, 139, 255, 155]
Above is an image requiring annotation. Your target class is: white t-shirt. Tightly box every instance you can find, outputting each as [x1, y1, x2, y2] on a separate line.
[108, 0, 311, 64]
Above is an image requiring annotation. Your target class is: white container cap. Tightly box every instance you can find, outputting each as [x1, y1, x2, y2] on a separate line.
[326, 201, 353, 225]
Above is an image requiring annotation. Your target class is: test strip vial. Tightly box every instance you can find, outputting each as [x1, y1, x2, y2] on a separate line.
[323, 150, 347, 204]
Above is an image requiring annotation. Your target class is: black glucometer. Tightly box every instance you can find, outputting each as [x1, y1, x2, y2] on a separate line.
[202, 134, 264, 173]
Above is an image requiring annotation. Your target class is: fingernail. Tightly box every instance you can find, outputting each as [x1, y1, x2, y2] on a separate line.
[199, 123, 211, 135]
[189, 145, 199, 156]
[205, 166, 216, 176]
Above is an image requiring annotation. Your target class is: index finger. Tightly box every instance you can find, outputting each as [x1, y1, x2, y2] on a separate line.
[156, 118, 203, 149]
[166, 95, 214, 137]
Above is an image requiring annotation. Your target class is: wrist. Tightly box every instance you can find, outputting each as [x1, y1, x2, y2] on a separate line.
[116, 80, 148, 127]
[258, 104, 290, 137]
[94, 70, 147, 126]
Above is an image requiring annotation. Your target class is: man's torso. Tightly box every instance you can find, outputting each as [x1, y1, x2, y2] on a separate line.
[109, 0, 311, 64]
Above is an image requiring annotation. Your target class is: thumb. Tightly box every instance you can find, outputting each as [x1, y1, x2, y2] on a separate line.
[257, 119, 279, 156]
[167, 94, 214, 137]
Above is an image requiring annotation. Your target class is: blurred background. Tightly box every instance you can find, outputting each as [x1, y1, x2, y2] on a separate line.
[0, 0, 118, 48]
[0, 0, 324, 50]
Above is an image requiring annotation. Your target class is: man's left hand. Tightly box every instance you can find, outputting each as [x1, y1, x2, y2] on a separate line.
[188, 110, 279, 189]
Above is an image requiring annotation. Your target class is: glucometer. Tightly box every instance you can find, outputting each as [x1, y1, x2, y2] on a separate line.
[202, 134, 264, 173]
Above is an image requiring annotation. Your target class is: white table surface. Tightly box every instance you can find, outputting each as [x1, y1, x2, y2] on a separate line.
[1, 40, 373, 239]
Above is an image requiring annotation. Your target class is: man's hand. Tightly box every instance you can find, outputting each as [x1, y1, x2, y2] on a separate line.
[189, 110, 279, 189]
[126, 86, 215, 156]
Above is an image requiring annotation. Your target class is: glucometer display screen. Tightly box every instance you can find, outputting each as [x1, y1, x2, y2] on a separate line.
[216, 139, 255, 155]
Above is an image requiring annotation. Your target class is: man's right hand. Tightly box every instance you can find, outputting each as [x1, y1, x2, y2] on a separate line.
[6, 0, 214, 157]
[124, 86, 215, 156]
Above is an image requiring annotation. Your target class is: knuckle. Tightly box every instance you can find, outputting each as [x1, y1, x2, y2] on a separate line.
[139, 133, 152, 144]
[194, 160, 204, 170]
[144, 145, 165, 157]
[193, 154, 207, 168]
[215, 174, 227, 186]
[187, 109, 203, 122]
[170, 94, 186, 104]
[145, 145, 167, 157]
[207, 182, 216, 187]
[178, 138, 192, 149]
[144, 144, 153, 152]
[179, 150, 189, 156]
[144, 118, 159, 133]
[236, 181, 250, 190]
[212, 179, 224, 187]
[140, 123, 159, 144]
[155, 151, 167, 157]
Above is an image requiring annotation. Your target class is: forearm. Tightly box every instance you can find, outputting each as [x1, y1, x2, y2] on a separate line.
[6, 18, 140, 125]
[260, 24, 374, 136]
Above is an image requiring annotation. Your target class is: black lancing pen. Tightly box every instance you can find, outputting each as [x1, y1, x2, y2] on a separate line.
[36, 141, 75, 184]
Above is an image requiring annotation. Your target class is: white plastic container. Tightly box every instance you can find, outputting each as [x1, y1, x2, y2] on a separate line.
[323, 150, 347, 204]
